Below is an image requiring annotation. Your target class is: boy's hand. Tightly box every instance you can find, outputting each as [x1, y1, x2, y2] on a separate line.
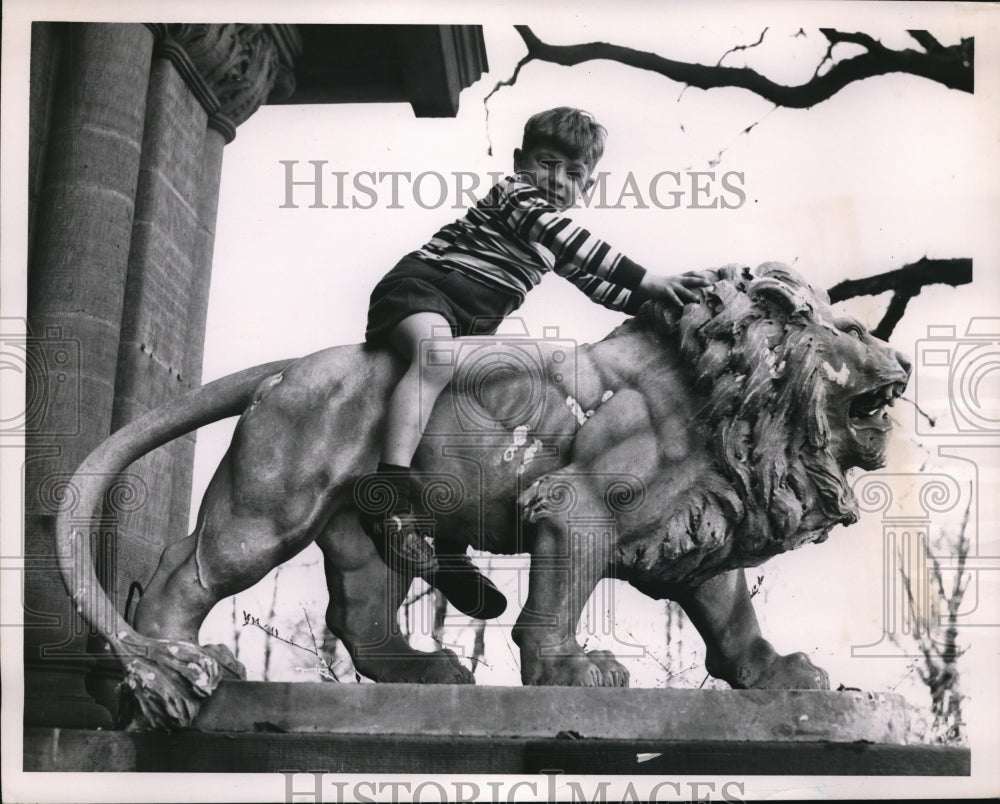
[639, 271, 712, 308]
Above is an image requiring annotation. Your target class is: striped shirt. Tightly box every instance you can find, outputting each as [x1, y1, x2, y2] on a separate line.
[411, 173, 647, 314]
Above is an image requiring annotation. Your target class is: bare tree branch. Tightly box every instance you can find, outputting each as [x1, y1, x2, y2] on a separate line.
[908, 30, 946, 54]
[826, 257, 972, 339]
[493, 26, 972, 111]
[827, 257, 973, 301]
[871, 291, 918, 341]
[820, 28, 885, 53]
[470, 618, 487, 673]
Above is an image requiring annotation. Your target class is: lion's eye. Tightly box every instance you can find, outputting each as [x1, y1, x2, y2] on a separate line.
[837, 320, 865, 340]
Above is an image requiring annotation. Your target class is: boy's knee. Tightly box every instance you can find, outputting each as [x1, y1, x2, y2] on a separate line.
[420, 360, 455, 391]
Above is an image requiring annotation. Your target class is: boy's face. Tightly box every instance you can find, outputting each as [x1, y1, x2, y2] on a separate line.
[514, 145, 595, 210]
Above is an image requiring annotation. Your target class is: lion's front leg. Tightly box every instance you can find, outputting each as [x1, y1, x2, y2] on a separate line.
[513, 475, 629, 688]
[676, 569, 829, 690]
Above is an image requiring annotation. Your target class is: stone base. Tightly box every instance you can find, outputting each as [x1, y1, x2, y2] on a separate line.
[193, 682, 910, 743]
[22, 683, 971, 776]
[22, 728, 971, 775]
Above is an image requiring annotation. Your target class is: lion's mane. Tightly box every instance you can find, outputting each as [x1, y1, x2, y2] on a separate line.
[635, 263, 859, 569]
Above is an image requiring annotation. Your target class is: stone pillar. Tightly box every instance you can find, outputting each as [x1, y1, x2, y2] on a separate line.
[168, 127, 225, 541]
[109, 24, 285, 609]
[28, 23, 64, 260]
[157, 23, 294, 541]
[25, 23, 155, 728]
[108, 40, 212, 610]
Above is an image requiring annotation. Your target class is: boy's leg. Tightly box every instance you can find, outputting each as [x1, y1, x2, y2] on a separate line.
[382, 312, 456, 467]
[362, 313, 454, 574]
[363, 312, 507, 618]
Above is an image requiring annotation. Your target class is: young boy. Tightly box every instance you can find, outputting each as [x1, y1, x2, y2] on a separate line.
[362, 107, 708, 618]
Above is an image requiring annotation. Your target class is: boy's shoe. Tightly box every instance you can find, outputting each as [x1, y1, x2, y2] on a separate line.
[361, 511, 439, 576]
[429, 553, 508, 620]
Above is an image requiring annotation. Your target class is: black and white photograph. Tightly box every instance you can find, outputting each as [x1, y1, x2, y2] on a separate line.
[2, 1, 998, 801]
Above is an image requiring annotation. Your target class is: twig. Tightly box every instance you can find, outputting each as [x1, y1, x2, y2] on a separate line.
[716, 28, 769, 67]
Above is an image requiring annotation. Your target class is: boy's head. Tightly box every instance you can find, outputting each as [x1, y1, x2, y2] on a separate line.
[514, 107, 606, 209]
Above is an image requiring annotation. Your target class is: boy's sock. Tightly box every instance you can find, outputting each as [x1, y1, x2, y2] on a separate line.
[371, 464, 507, 618]
[376, 462, 415, 515]
[364, 462, 438, 575]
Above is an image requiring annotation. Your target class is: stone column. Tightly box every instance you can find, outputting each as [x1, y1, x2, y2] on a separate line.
[109, 24, 286, 609]
[107, 37, 213, 612]
[168, 125, 226, 541]
[25, 23, 154, 728]
[161, 23, 294, 541]
[28, 23, 64, 260]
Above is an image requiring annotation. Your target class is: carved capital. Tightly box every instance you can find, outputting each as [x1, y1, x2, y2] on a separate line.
[146, 23, 297, 142]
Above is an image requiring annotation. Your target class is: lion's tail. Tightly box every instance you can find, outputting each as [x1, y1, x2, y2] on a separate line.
[54, 360, 294, 655]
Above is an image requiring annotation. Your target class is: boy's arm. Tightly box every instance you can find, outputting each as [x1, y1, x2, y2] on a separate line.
[500, 177, 709, 310]
[559, 270, 646, 314]
[502, 178, 647, 293]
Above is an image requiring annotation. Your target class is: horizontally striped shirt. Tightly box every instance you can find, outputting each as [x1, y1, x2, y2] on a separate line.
[411, 173, 647, 314]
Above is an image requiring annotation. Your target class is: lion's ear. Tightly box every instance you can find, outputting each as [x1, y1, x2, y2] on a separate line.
[749, 279, 801, 318]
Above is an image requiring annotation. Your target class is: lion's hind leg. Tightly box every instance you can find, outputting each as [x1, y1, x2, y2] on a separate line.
[120, 530, 247, 730]
[132, 531, 246, 680]
[126, 449, 335, 727]
[316, 511, 473, 684]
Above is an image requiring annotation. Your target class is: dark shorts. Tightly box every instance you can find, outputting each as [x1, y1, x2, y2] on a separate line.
[365, 255, 523, 344]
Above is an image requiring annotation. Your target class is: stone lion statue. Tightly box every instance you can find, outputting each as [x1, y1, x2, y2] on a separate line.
[56, 263, 910, 729]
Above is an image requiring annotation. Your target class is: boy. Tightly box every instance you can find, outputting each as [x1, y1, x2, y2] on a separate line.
[362, 107, 708, 619]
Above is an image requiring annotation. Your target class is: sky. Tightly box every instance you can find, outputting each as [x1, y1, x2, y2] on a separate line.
[2, 2, 999, 800]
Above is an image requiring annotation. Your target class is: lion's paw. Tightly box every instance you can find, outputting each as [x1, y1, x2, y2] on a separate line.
[362, 649, 474, 685]
[202, 643, 247, 680]
[587, 649, 630, 687]
[523, 648, 629, 687]
[750, 652, 830, 691]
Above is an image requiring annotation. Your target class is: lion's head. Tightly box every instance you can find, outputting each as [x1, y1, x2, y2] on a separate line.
[636, 263, 911, 563]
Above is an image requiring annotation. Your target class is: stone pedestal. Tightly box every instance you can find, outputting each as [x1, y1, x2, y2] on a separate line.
[23, 685, 970, 775]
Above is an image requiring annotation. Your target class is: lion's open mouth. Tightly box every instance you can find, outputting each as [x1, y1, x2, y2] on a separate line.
[849, 383, 905, 430]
